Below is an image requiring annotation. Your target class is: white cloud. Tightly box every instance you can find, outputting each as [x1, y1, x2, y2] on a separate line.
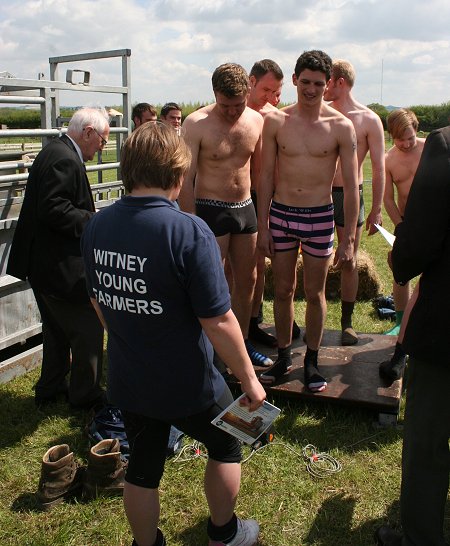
[0, 0, 449, 107]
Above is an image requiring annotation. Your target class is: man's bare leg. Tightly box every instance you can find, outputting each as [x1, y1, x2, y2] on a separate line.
[385, 280, 411, 336]
[227, 233, 272, 367]
[380, 282, 417, 381]
[260, 249, 297, 384]
[227, 233, 257, 339]
[248, 252, 277, 347]
[205, 460, 240, 526]
[302, 252, 331, 392]
[337, 224, 362, 345]
[124, 483, 161, 546]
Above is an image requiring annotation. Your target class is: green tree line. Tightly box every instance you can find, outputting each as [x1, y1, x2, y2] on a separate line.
[368, 102, 450, 132]
[2, 102, 450, 132]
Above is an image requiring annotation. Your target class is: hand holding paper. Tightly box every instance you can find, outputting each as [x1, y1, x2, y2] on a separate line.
[374, 223, 396, 247]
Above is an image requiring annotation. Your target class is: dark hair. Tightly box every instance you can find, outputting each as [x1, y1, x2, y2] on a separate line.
[212, 63, 249, 98]
[121, 123, 191, 192]
[249, 59, 283, 82]
[160, 102, 181, 118]
[294, 50, 332, 80]
[132, 103, 157, 122]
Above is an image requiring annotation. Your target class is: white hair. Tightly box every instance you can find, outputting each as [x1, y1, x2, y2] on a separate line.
[67, 106, 110, 136]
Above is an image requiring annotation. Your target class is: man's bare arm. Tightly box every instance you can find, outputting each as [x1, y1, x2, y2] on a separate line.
[257, 113, 279, 258]
[178, 116, 200, 213]
[335, 123, 359, 267]
[383, 163, 403, 226]
[366, 114, 386, 234]
[199, 311, 266, 411]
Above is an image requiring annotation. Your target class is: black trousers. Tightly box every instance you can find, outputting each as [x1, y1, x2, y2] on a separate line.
[33, 291, 104, 407]
[401, 357, 450, 546]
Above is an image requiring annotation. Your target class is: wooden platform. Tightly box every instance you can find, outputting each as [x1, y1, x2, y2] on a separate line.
[229, 327, 402, 423]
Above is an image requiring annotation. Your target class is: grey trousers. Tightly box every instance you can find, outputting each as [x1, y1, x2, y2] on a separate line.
[401, 357, 450, 546]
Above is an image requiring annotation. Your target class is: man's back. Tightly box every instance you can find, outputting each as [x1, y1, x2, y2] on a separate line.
[331, 100, 384, 184]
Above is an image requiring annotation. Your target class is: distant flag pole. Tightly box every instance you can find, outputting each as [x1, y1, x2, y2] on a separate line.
[380, 58, 384, 105]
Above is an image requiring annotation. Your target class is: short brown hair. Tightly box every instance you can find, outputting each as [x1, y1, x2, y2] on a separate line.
[212, 63, 249, 98]
[387, 109, 419, 139]
[121, 123, 191, 192]
[249, 59, 283, 82]
[331, 59, 356, 88]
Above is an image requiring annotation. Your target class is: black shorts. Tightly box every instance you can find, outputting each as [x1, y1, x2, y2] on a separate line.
[122, 386, 242, 489]
[195, 198, 257, 237]
[332, 185, 365, 228]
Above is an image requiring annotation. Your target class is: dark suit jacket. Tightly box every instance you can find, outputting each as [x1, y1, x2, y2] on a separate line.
[392, 126, 450, 361]
[7, 135, 95, 302]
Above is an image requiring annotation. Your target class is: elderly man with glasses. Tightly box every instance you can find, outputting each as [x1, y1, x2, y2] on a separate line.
[7, 106, 109, 411]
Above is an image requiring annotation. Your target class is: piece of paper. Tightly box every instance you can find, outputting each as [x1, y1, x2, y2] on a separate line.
[211, 394, 281, 445]
[374, 223, 396, 247]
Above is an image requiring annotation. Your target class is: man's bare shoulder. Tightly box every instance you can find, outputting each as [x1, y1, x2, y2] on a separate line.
[259, 103, 279, 117]
[243, 106, 264, 127]
[183, 104, 214, 126]
[322, 102, 354, 131]
[417, 137, 426, 150]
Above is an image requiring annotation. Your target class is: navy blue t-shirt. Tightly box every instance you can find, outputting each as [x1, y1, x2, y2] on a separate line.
[81, 195, 230, 419]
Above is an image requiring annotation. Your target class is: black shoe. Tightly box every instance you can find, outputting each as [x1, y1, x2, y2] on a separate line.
[70, 392, 108, 413]
[379, 355, 407, 381]
[35, 390, 68, 408]
[374, 525, 402, 546]
[249, 322, 277, 348]
[292, 321, 301, 339]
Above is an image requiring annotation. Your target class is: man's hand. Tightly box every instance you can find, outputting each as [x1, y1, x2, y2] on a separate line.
[257, 228, 274, 258]
[333, 241, 354, 270]
[366, 208, 382, 236]
[239, 379, 266, 412]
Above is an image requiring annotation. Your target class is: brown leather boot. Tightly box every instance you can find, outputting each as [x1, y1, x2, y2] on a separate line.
[37, 444, 84, 510]
[83, 438, 127, 499]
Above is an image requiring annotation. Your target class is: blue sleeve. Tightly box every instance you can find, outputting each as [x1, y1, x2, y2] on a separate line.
[183, 223, 231, 318]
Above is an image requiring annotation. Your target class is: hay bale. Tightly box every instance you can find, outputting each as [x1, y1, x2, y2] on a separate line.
[263, 249, 381, 301]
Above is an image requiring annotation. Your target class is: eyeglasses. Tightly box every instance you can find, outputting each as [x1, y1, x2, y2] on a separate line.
[91, 127, 108, 147]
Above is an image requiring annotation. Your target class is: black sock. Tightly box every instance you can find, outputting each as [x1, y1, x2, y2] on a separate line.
[341, 300, 355, 330]
[392, 341, 406, 361]
[304, 347, 318, 366]
[132, 529, 166, 546]
[207, 514, 238, 543]
[278, 345, 292, 361]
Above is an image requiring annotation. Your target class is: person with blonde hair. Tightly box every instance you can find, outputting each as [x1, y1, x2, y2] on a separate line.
[324, 59, 386, 346]
[82, 122, 265, 546]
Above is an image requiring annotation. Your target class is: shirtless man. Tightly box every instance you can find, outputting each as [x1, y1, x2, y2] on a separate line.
[324, 59, 386, 346]
[379, 109, 425, 380]
[179, 63, 273, 368]
[257, 50, 359, 391]
[247, 59, 284, 349]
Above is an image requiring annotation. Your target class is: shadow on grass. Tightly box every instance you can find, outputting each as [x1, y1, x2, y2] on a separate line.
[303, 493, 401, 546]
[0, 387, 90, 450]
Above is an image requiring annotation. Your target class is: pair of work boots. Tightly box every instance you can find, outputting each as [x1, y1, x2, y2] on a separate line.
[37, 438, 127, 510]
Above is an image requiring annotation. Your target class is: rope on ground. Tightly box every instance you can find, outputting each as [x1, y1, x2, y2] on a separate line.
[172, 439, 342, 479]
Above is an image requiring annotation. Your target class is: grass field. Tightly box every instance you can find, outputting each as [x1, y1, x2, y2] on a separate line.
[0, 166, 447, 545]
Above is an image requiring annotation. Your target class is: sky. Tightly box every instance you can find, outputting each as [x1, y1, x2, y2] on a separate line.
[1, 0, 449, 109]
